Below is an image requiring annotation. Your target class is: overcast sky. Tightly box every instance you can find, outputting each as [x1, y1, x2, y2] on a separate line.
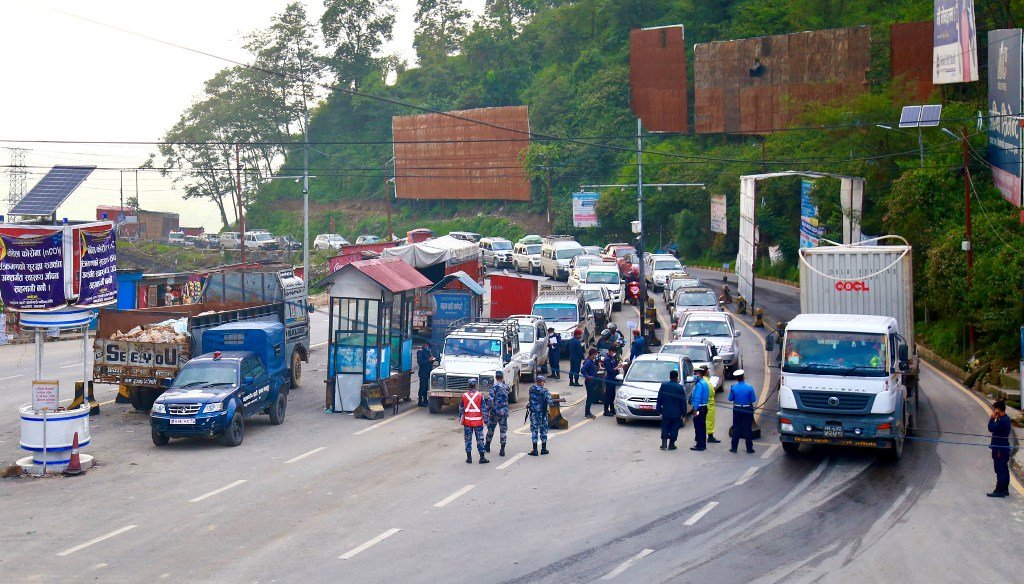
[0, 0, 484, 230]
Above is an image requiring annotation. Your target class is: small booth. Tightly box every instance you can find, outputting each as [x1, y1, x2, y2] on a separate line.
[425, 271, 484, 355]
[317, 257, 431, 414]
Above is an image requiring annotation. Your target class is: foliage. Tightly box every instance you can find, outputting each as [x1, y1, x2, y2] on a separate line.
[320, 0, 397, 90]
[414, 0, 471, 65]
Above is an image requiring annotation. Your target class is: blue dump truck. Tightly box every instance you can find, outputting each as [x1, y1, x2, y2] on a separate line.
[150, 322, 291, 447]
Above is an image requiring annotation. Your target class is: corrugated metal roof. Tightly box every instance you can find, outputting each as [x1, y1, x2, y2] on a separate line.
[426, 271, 484, 295]
[319, 257, 431, 293]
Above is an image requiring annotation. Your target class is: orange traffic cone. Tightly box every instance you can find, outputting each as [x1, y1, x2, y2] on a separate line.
[63, 432, 84, 477]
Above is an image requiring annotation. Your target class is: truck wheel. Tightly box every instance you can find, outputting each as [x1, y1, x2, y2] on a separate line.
[509, 375, 520, 403]
[269, 393, 287, 425]
[221, 413, 244, 446]
[428, 397, 444, 414]
[883, 437, 904, 461]
[130, 387, 144, 411]
[151, 428, 169, 446]
[781, 442, 800, 455]
[290, 350, 303, 389]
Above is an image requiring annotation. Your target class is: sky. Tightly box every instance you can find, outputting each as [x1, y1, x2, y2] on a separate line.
[0, 0, 484, 230]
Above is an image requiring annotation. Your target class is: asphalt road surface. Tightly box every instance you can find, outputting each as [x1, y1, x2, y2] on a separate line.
[1, 271, 1021, 583]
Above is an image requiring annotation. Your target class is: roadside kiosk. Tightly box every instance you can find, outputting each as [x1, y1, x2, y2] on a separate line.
[424, 271, 484, 355]
[317, 257, 431, 414]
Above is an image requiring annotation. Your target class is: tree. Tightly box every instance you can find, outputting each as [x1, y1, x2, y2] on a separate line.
[414, 0, 470, 65]
[320, 0, 396, 90]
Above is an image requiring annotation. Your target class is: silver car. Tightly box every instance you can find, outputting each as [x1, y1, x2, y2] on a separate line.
[613, 353, 694, 424]
[659, 339, 724, 392]
[664, 277, 702, 305]
[673, 312, 743, 376]
[576, 284, 612, 330]
[504, 314, 549, 381]
[670, 287, 722, 326]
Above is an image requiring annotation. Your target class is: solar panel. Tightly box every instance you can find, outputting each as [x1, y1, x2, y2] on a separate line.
[10, 165, 96, 216]
[898, 105, 922, 128]
[919, 104, 942, 127]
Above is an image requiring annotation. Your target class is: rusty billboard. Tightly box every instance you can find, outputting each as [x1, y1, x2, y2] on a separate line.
[392, 106, 531, 201]
[891, 21, 935, 101]
[630, 25, 688, 133]
[694, 26, 871, 134]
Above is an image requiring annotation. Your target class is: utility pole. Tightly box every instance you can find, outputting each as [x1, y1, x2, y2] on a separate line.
[961, 126, 975, 354]
[302, 118, 309, 283]
[236, 143, 246, 264]
[636, 118, 648, 340]
[383, 157, 393, 240]
[545, 154, 552, 233]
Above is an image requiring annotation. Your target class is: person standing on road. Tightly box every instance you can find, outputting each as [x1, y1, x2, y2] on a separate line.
[581, 348, 600, 419]
[690, 366, 710, 451]
[988, 400, 1012, 498]
[705, 364, 721, 444]
[459, 379, 489, 464]
[728, 369, 757, 454]
[602, 348, 622, 416]
[630, 329, 648, 363]
[416, 343, 436, 407]
[527, 375, 552, 456]
[656, 370, 687, 450]
[484, 370, 510, 457]
[547, 327, 562, 380]
[567, 329, 585, 386]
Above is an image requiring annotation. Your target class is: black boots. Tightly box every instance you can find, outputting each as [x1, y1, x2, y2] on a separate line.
[660, 439, 668, 450]
[479, 452, 489, 464]
[987, 487, 1009, 498]
[485, 439, 491, 453]
[708, 434, 721, 444]
[466, 450, 472, 464]
[499, 444, 506, 457]
[668, 441, 677, 450]
[541, 442, 549, 455]
[529, 443, 539, 456]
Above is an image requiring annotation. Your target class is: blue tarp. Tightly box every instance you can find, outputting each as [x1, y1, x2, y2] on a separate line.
[425, 271, 484, 295]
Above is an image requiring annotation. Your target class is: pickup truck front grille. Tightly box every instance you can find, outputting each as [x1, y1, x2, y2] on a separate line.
[794, 391, 873, 414]
[447, 376, 475, 391]
[168, 404, 201, 415]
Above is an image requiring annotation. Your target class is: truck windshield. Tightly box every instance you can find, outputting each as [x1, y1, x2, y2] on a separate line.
[625, 360, 679, 383]
[444, 338, 502, 358]
[173, 363, 238, 387]
[586, 271, 619, 285]
[533, 303, 578, 323]
[782, 331, 889, 377]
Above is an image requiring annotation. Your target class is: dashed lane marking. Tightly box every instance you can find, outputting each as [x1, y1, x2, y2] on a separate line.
[513, 416, 595, 436]
[311, 341, 327, 349]
[761, 444, 778, 459]
[353, 407, 420, 435]
[284, 446, 326, 464]
[433, 484, 475, 508]
[60, 363, 82, 369]
[339, 528, 402, 560]
[734, 466, 758, 485]
[683, 501, 719, 526]
[0, 374, 24, 381]
[56, 525, 137, 556]
[496, 452, 526, 470]
[600, 548, 654, 580]
[189, 479, 246, 503]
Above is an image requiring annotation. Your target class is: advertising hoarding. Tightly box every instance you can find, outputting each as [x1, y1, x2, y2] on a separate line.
[710, 194, 727, 234]
[933, 0, 979, 84]
[630, 26, 688, 133]
[799, 179, 823, 249]
[572, 192, 600, 228]
[988, 29, 1023, 207]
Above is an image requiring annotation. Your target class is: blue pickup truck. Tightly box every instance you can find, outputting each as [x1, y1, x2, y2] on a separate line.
[150, 322, 290, 447]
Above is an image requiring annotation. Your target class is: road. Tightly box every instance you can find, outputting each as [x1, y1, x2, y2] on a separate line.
[0, 270, 1020, 583]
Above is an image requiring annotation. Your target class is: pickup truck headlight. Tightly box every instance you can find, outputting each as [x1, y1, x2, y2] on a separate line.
[431, 373, 446, 388]
[479, 376, 494, 389]
[151, 402, 166, 414]
[203, 402, 224, 413]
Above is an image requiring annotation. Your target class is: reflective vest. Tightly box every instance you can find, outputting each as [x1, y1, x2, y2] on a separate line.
[461, 391, 484, 427]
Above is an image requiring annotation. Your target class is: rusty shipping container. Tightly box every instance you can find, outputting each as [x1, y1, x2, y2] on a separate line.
[890, 21, 935, 101]
[392, 106, 531, 201]
[630, 25, 688, 133]
[694, 26, 871, 134]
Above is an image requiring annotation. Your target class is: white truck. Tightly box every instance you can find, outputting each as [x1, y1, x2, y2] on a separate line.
[767, 242, 919, 460]
[428, 320, 522, 414]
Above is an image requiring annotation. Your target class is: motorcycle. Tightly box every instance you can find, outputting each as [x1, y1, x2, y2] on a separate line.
[626, 280, 641, 306]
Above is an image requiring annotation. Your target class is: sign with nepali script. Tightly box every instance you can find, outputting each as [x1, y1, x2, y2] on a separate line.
[78, 228, 117, 307]
[0, 230, 66, 310]
[933, 0, 979, 84]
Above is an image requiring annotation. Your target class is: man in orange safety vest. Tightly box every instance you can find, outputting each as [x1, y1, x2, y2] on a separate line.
[459, 378, 489, 464]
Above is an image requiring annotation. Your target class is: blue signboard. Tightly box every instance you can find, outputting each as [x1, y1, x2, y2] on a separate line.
[933, 0, 978, 84]
[799, 179, 823, 249]
[430, 291, 474, 354]
[988, 29, 1023, 207]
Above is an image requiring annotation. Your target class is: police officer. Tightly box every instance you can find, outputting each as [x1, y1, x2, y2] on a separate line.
[656, 369, 687, 450]
[581, 348, 600, 419]
[566, 329, 585, 386]
[728, 369, 757, 454]
[988, 400, 1012, 497]
[690, 365, 710, 451]
[547, 327, 562, 380]
[416, 342, 436, 407]
[602, 347, 622, 416]
[484, 370, 510, 457]
[706, 364, 721, 444]
[608, 323, 625, 356]
[527, 375, 552, 456]
[458, 379, 488, 464]
[630, 329, 648, 363]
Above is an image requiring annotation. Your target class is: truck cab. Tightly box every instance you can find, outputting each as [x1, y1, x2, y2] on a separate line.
[150, 322, 290, 447]
[428, 320, 521, 414]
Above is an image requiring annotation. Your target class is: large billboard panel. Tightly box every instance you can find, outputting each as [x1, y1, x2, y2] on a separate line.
[630, 25, 688, 133]
[710, 194, 727, 234]
[799, 179, 823, 248]
[392, 106, 531, 201]
[988, 29, 1023, 207]
[933, 0, 978, 84]
[891, 21, 935, 100]
[572, 192, 600, 228]
[694, 27, 871, 134]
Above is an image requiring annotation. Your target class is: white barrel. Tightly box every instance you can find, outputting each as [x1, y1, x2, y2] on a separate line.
[19, 405, 90, 466]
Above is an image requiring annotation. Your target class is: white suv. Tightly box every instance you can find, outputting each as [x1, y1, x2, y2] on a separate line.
[314, 233, 349, 251]
[504, 314, 549, 381]
[645, 254, 685, 292]
[428, 321, 522, 413]
[513, 242, 542, 274]
[673, 312, 743, 376]
[480, 237, 514, 268]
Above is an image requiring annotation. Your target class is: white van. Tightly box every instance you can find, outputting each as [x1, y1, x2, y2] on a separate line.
[219, 232, 242, 250]
[539, 236, 585, 281]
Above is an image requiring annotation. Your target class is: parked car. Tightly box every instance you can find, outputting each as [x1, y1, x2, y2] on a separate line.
[566, 254, 605, 288]
[512, 241, 543, 274]
[540, 236, 585, 280]
[673, 311, 743, 376]
[577, 284, 612, 330]
[660, 339, 724, 392]
[613, 353, 694, 424]
[670, 287, 721, 325]
[480, 237, 514, 268]
[313, 233, 349, 251]
[199, 233, 221, 250]
[504, 314, 549, 381]
[664, 275, 702, 305]
[245, 231, 279, 251]
[183, 235, 201, 248]
[645, 254, 685, 292]
[219, 232, 242, 250]
[277, 235, 301, 251]
[168, 231, 186, 246]
[448, 231, 482, 243]
[356, 235, 381, 244]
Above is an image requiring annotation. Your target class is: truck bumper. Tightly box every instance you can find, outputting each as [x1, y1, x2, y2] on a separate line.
[151, 412, 228, 437]
[778, 409, 901, 450]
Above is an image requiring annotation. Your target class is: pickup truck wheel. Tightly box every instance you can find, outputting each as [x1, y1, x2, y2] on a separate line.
[781, 442, 800, 455]
[509, 376, 520, 403]
[221, 413, 244, 446]
[151, 428, 169, 446]
[289, 351, 303, 389]
[427, 396, 444, 414]
[269, 393, 287, 425]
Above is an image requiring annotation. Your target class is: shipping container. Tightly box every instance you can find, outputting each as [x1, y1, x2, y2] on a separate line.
[488, 275, 539, 319]
[798, 244, 914, 348]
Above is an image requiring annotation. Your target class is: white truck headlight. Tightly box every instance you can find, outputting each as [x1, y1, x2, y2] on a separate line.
[431, 374, 446, 388]
[479, 376, 494, 389]
[203, 402, 223, 413]
[151, 402, 166, 414]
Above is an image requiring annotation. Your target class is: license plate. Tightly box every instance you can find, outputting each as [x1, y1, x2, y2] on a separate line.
[432, 392, 455, 399]
[823, 425, 843, 438]
[638, 404, 655, 410]
[169, 418, 196, 425]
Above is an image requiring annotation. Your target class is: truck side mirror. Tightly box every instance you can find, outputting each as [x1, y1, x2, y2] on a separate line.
[734, 331, 741, 337]
[898, 345, 909, 369]
[243, 375, 254, 386]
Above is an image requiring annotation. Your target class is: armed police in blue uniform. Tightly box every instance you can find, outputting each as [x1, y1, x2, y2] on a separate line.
[988, 400, 1012, 498]
[527, 375, 552, 456]
[690, 366, 710, 451]
[581, 348, 600, 419]
[567, 329, 585, 386]
[728, 369, 757, 454]
[656, 369, 688, 450]
[484, 370, 511, 457]
[416, 343, 436, 407]
[602, 349, 622, 416]
[459, 378, 488, 464]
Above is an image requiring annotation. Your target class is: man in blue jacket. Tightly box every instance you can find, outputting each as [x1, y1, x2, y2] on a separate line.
[581, 348, 600, 419]
[416, 343, 436, 407]
[988, 400, 1012, 498]
[547, 327, 562, 380]
[656, 369, 687, 451]
[728, 369, 757, 454]
[690, 365, 710, 451]
[566, 329, 585, 386]
[630, 329, 648, 363]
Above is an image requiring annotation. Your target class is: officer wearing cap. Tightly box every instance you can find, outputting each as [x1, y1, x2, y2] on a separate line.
[567, 329, 585, 386]
[484, 370, 510, 457]
[728, 369, 757, 454]
[690, 365, 710, 451]
[527, 375, 552, 456]
[459, 378, 488, 464]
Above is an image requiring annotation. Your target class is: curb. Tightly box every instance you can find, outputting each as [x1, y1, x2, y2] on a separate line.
[687, 264, 799, 290]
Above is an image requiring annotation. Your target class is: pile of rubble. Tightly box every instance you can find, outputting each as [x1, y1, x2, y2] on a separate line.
[109, 318, 189, 344]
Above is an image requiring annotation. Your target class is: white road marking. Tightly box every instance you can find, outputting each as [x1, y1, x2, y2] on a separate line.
[311, 341, 328, 348]
[339, 528, 401, 560]
[56, 525, 137, 556]
[189, 479, 247, 503]
[513, 416, 594, 436]
[496, 452, 527, 470]
[353, 407, 420, 435]
[434, 484, 475, 508]
[600, 549, 654, 580]
[761, 444, 778, 459]
[0, 374, 24, 380]
[683, 501, 719, 526]
[734, 466, 758, 485]
[60, 363, 82, 369]
[284, 446, 326, 464]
